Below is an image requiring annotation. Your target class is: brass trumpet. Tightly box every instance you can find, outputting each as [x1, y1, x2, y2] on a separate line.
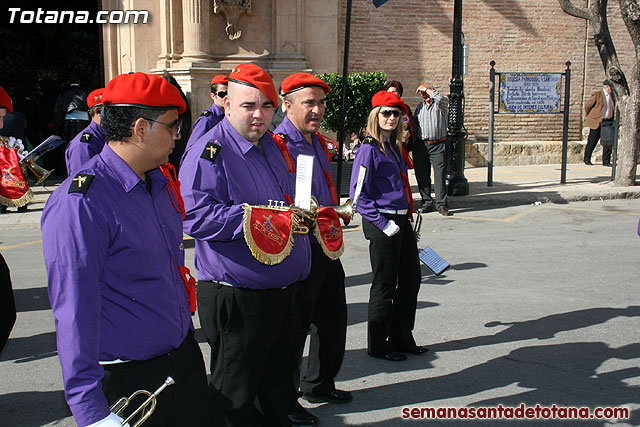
[23, 159, 53, 186]
[412, 211, 423, 242]
[333, 198, 355, 225]
[110, 376, 175, 427]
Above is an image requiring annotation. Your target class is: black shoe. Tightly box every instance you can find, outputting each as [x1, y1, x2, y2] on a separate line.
[303, 388, 353, 404]
[288, 403, 319, 425]
[420, 201, 434, 213]
[438, 207, 452, 216]
[367, 350, 408, 361]
[393, 343, 429, 354]
[17, 205, 28, 213]
[603, 162, 612, 167]
[584, 160, 593, 165]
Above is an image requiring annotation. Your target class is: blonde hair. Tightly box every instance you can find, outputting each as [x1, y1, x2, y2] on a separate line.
[366, 106, 404, 159]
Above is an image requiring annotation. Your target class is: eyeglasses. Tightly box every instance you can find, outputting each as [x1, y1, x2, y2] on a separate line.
[216, 91, 227, 98]
[380, 110, 401, 118]
[144, 118, 182, 136]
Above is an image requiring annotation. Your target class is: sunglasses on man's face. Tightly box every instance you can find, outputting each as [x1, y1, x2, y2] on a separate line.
[380, 110, 401, 118]
[216, 91, 228, 98]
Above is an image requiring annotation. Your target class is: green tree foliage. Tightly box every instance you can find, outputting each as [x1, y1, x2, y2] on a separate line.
[317, 72, 387, 136]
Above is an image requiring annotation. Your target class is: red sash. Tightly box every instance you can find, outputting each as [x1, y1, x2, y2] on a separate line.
[316, 133, 334, 163]
[269, 132, 296, 173]
[317, 133, 340, 205]
[0, 144, 33, 207]
[178, 266, 197, 313]
[313, 207, 344, 260]
[243, 204, 295, 265]
[400, 171, 414, 216]
[401, 146, 414, 169]
[159, 163, 185, 220]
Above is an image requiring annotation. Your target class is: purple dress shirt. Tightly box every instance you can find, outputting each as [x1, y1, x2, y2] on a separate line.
[42, 145, 192, 427]
[64, 120, 107, 177]
[274, 116, 335, 208]
[181, 103, 224, 167]
[179, 118, 311, 289]
[349, 137, 410, 231]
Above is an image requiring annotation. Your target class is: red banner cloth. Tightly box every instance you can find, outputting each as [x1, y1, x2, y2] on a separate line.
[0, 145, 32, 207]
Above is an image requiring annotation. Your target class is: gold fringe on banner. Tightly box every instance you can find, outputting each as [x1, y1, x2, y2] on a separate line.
[313, 221, 344, 260]
[0, 187, 33, 208]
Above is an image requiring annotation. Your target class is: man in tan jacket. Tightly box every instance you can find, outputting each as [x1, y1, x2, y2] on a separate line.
[584, 80, 615, 166]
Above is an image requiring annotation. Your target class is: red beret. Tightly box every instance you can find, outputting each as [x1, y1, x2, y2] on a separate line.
[281, 73, 331, 96]
[102, 72, 186, 114]
[87, 88, 104, 108]
[211, 75, 229, 85]
[371, 90, 408, 115]
[228, 64, 278, 107]
[0, 86, 13, 113]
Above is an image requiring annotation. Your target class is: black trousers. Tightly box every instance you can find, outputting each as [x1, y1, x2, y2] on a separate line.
[362, 215, 422, 355]
[0, 253, 16, 353]
[197, 281, 300, 427]
[413, 140, 448, 209]
[585, 125, 612, 164]
[102, 331, 211, 427]
[291, 243, 347, 397]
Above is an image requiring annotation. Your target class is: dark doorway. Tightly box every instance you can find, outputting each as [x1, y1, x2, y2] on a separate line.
[0, 0, 103, 176]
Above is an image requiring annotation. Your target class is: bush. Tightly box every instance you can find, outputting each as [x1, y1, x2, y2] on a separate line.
[316, 72, 387, 136]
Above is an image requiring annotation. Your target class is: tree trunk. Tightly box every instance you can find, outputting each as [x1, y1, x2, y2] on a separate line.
[615, 63, 640, 185]
[558, 0, 638, 185]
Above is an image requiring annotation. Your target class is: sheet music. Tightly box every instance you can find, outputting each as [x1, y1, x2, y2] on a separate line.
[352, 165, 368, 208]
[295, 154, 314, 210]
[20, 135, 65, 164]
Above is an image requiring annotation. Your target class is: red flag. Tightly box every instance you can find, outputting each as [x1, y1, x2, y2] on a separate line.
[0, 145, 33, 207]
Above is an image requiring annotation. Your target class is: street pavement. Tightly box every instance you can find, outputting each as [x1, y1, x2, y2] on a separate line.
[1, 163, 639, 426]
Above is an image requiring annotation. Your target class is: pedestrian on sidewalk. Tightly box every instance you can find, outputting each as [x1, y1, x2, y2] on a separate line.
[413, 82, 452, 216]
[584, 80, 615, 166]
[350, 90, 427, 363]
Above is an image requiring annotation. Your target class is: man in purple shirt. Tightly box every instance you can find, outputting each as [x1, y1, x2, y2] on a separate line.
[65, 88, 107, 177]
[181, 74, 228, 166]
[274, 73, 352, 426]
[179, 64, 312, 426]
[42, 73, 210, 427]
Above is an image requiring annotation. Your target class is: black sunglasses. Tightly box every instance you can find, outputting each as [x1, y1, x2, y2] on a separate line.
[380, 110, 401, 118]
[142, 118, 183, 136]
[216, 91, 228, 98]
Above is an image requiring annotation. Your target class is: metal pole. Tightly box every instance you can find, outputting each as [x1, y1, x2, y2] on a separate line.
[335, 0, 352, 197]
[447, 0, 469, 196]
[560, 61, 571, 184]
[488, 61, 495, 187]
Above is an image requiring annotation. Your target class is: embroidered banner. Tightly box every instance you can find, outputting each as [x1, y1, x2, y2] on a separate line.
[243, 204, 295, 265]
[0, 145, 33, 207]
[313, 207, 344, 260]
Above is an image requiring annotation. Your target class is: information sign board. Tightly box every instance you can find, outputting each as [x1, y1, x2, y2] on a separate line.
[499, 73, 562, 114]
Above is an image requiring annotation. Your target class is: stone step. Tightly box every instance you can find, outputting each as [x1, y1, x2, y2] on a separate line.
[465, 140, 606, 166]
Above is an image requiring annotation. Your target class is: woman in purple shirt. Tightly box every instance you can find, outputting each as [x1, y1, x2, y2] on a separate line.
[350, 91, 427, 362]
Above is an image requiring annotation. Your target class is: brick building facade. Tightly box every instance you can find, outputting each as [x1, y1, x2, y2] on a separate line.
[101, 0, 635, 164]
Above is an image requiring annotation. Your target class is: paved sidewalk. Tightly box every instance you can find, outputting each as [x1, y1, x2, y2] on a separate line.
[1, 163, 639, 227]
[417, 163, 640, 208]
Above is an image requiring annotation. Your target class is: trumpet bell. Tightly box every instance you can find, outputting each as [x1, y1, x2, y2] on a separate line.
[334, 198, 354, 225]
[25, 160, 53, 186]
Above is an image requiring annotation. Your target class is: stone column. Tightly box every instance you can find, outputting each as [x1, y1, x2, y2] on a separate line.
[179, 0, 213, 66]
[156, 0, 181, 69]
